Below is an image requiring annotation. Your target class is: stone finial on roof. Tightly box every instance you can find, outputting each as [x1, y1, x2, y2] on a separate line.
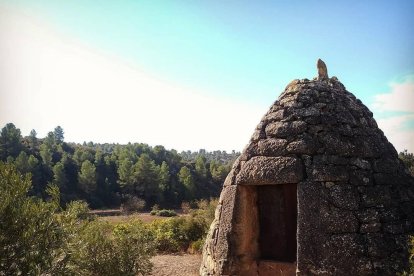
[317, 58, 329, 80]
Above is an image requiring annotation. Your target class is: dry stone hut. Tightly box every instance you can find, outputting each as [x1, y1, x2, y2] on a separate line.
[200, 60, 414, 275]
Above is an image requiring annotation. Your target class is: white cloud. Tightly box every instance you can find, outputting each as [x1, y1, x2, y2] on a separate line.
[0, 6, 264, 151]
[376, 115, 414, 153]
[372, 75, 414, 112]
[371, 76, 414, 153]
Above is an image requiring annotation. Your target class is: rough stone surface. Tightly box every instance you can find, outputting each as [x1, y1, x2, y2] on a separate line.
[200, 74, 414, 276]
[235, 156, 303, 185]
[317, 58, 329, 80]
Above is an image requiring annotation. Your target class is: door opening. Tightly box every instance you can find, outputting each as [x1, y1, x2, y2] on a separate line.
[257, 184, 297, 262]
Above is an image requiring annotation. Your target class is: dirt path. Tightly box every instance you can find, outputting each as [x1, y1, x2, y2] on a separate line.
[150, 254, 201, 276]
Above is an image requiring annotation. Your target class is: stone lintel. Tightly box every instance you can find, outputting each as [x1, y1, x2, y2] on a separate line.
[235, 156, 303, 185]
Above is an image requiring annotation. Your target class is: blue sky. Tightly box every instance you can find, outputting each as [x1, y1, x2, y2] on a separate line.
[0, 1, 413, 151]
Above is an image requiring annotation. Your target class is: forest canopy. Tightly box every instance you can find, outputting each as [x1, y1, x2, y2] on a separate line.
[0, 123, 239, 209]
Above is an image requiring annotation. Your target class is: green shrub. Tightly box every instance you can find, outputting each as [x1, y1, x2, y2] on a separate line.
[72, 219, 156, 276]
[0, 162, 81, 275]
[150, 209, 177, 217]
[189, 238, 205, 254]
[147, 198, 218, 253]
[0, 162, 156, 276]
[157, 209, 177, 217]
[148, 218, 187, 252]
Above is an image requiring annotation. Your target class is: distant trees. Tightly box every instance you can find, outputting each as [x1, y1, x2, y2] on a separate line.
[179, 166, 196, 199]
[78, 160, 97, 193]
[0, 123, 237, 209]
[0, 123, 22, 160]
[399, 149, 414, 176]
[53, 126, 64, 144]
[53, 162, 67, 190]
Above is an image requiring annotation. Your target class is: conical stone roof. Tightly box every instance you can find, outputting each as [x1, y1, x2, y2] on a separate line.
[200, 63, 414, 275]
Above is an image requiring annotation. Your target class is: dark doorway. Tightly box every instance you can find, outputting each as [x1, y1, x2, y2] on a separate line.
[258, 184, 297, 262]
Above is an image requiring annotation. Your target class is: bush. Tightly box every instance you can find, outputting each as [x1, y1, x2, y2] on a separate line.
[0, 162, 81, 275]
[72, 219, 156, 276]
[66, 200, 94, 220]
[150, 209, 177, 217]
[148, 215, 206, 253]
[157, 209, 177, 217]
[181, 201, 191, 214]
[121, 196, 146, 214]
[0, 162, 157, 275]
[189, 238, 205, 254]
[147, 198, 218, 253]
[148, 217, 187, 252]
[403, 236, 414, 275]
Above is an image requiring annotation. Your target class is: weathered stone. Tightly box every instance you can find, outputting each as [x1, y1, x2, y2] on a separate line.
[383, 222, 405, 234]
[328, 184, 359, 210]
[257, 138, 287, 156]
[349, 169, 373, 186]
[317, 58, 328, 80]
[356, 209, 379, 223]
[366, 233, 398, 258]
[373, 158, 400, 173]
[379, 207, 406, 223]
[308, 165, 349, 182]
[235, 156, 303, 185]
[201, 71, 414, 276]
[360, 222, 381, 233]
[349, 157, 371, 170]
[265, 120, 307, 138]
[286, 134, 318, 155]
[263, 109, 285, 123]
[321, 206, 359, 233]
[313, 154, 348, 165]
[319, 132, 358, 156]
[359, 186, 392, 207]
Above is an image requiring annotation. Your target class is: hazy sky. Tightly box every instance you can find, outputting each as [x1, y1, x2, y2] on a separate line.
[0, 0, 413, 152]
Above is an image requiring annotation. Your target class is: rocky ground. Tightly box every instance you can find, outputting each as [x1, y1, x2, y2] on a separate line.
[150, 254, 201, 276]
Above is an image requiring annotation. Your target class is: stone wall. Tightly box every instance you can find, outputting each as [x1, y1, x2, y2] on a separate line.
[200, 77, 414, 275]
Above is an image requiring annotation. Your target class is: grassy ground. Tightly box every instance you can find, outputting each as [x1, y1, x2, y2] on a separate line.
[97, 210, 188, 224]
[99, 212, 162, 224]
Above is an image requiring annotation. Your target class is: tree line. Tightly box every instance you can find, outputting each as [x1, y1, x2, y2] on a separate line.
[0, 123, 239, 209]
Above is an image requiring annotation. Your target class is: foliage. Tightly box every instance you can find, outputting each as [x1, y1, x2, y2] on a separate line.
[150, 209, 177, 217]
[181, 201, 191, 214]
[0, 123, 237, 209]
[148, 217, 188, 252]
[121, 196, 146, 214]
[0, 162, 80, 275]
[54, 126, 64, 144]
[148, 198, 218, 253]
[407, 236, 414, 275]
[0, 123, 22, 160]
[78, 160, 97, 193]
[400, 150, 414, 176]
[71, 219, 156, 276]
[0, 162, 156, 275]
[178, 166, 196, 199]
[189, 238, 205, 254]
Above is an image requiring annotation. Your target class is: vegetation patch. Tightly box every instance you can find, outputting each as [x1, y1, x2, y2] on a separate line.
[150, 209, 177, 217]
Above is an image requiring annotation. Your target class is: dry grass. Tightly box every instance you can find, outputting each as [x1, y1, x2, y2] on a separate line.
[98, 210, 188, 224]
[99, 212, 164, 224]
